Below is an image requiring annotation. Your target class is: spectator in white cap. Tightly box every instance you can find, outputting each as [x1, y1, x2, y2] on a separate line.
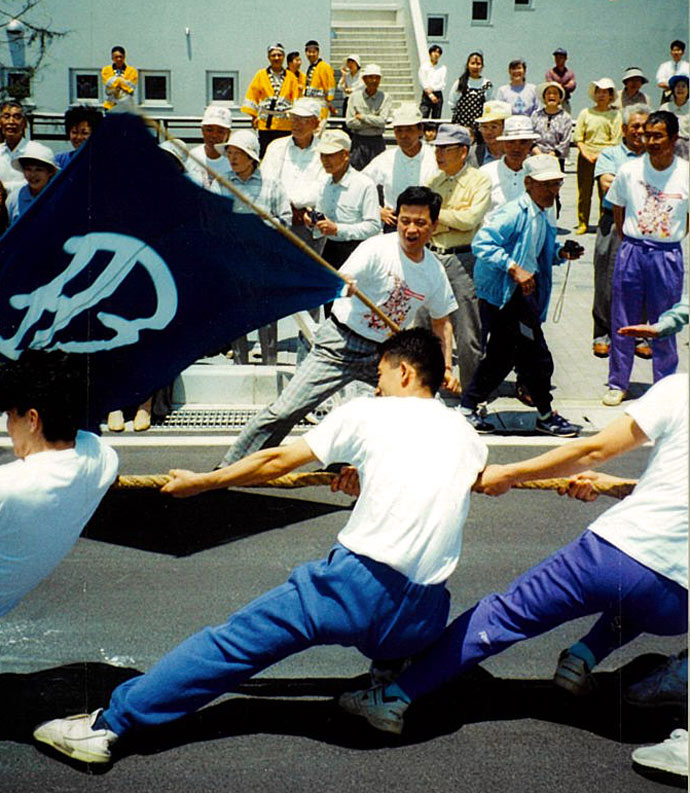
[7, 141, 59, 225]
[242, 43, 300, 157]
[338, 54, 362, 118]
[306, 128, 380, 281]
[186, 105, 232, 194]
[346, 63, 392, 170]
[363, 103, 438, 232]
[217, 130, 291, 366]
[420, 123, 492, 390]
[418, 45, 447, 120]
[467, 99, 511, 168]
[572, 78, 622, 234]
[261, 97, 327, 257]
[480, 115, 540, 215]
[618, 67, 650, 109]
[461, 154, 583, 437]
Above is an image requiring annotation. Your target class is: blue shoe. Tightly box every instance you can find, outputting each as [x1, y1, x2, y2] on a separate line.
[463, 410, 495, 434]
[536, 412, 579, 437]
[625, 653, 688, 708]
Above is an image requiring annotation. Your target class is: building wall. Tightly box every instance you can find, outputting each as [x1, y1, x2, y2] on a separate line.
[419, 0, 688, 116]
[14, 0, 331, 116]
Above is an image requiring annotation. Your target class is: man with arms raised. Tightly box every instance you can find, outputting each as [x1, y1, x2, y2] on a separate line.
[34, 329, 487, 764]
[218, 185, 460, 468]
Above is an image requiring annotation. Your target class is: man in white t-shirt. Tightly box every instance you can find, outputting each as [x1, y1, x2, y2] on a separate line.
[33, 328, 488, 764]
[185, 105, 232, 193]
[603, 110, 688, 406]
[363, 104, 439, 233]
[219, 185, 460, 468]
[339, 373, 687, 735]
[0, 351, 118, 618]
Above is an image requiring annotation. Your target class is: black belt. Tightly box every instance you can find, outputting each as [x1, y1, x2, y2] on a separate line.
[427, 244, 472, 255]
[330, 315, 380, 346]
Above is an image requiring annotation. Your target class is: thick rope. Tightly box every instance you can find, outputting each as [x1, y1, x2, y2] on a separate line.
[112, 472, 636, 499]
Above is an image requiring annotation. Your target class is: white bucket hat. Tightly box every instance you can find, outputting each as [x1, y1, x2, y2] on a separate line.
[201, 105, 232, 129]
[11, 140, 59, 172]
[216, 129, 261, 162]
[588, 78, 616, 102]
[391, 103, 423, 127]
[159, 139, 188, 167]
[289, 98, 321, 118]
[496, 115, 540, 141]
[362, 63, 382, 77]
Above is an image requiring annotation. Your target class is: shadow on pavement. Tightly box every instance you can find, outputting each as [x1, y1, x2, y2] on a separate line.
[83, 489, 348, 556]
[7, 654, 685, 783]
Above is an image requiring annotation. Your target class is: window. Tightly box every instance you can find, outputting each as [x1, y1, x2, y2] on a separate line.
[4, 68, 31, 100]
[471, 0, 491, 24]
[426, 15, 447, 38]
[206, 71, 238, 105]
[69, 69, 102, 104]
[514, 0, 532, 8]
[140, 70, 171, 107]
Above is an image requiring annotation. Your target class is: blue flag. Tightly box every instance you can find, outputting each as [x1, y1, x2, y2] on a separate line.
[0, 111, 342, 427]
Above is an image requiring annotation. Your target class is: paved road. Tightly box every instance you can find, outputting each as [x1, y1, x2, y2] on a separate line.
[0, 444, 684, 792]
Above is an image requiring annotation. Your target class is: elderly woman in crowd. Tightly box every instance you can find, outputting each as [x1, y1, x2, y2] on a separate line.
[572, 77, 622, 234]
[496, 58, 537, 116]
[617, 67, 650, 109]
[7, 141, 60, 224]
[55, 105, 103, 169]
[467, 99, 511, 167]
[339, 54, 362, 119]
[661, 74, 689, 159]
[448, 50, 493, 128]
[531, 81, 573, 170]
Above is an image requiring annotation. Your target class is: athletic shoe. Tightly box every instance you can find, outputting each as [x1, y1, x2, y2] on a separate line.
[602, 388, 625, 406]
[632, 729, 688, 776]
[635, 341, 653, 359]
[338, 686, 408, 735]
[33, 709, 118, 764]
[553, 649, 594, 696]
[592, 338, 610, 358]
[575, 223, 588, 235]
[625, 652, 688, 708]
[535, 412, 579, 437]
[463, 410, 495, 434]
[369, 658, 411, 686]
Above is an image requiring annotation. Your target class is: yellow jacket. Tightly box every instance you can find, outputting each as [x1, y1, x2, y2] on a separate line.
[101, 64, 138, 110]
[241, 68, 300, 131]
[305, 59, 336, 118]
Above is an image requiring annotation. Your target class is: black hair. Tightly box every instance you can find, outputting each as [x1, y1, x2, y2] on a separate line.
[671, 40, 686, 52]
[379, 328, 445, 395]
[64, 105, 103, 138]
[509, 58, 526, 71]
[287, 51, 300, 66]
[396, 185, 442, 222]
[646, 110, 679, 138]
[0, 351, 87, 442]
[0, 100, 24, 116]
[305, 40, 319, 49]
[111, 46, 125, 55]
[456, 51, 484, 97]
[429, 45, 443, 55]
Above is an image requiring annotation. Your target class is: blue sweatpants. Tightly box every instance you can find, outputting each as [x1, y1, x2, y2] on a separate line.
[396, 530, 688, 701]
[104, 544, 450, 735]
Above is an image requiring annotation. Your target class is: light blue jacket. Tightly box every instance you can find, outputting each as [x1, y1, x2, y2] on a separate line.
[471, 193, 562, 322]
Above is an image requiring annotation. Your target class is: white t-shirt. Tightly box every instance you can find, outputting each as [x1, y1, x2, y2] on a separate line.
[363, 143, 439, 208]
[260, 134, 326, 209]
[0, 431, 118, 616]
[0, 139, 27, 196]
[186, 144, 232, 194]
[418, 62, 447, 93]
[305, 396, 488, 585]
[607, 154, 689, 243]
[331, 233, 458, 342]
[589, 374, 688, 588]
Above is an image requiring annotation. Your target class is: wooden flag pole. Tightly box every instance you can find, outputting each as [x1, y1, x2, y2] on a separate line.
[141, 112, 401, 335]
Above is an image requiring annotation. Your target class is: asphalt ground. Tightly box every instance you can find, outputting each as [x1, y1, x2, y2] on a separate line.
[0, 444, 685, 793]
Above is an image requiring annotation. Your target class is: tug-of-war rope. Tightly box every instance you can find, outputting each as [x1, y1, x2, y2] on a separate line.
[112, 472, 636, 500]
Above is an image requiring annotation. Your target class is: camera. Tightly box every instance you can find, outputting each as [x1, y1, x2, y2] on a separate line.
[561, 239, 584, 257]
[310, 209, 326, 224]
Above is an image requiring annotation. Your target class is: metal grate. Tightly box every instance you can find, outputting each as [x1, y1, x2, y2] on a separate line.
[157, 407, 316, 430]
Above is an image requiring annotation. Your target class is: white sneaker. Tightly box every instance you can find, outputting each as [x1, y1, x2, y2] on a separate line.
[602, 388, 625, 406]
[33, 709, 118, 763]
[632, 729, 688, 776]
[338, 686, 408, 735]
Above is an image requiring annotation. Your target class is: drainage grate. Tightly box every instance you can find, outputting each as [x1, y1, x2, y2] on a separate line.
[158, 407, 316, 430]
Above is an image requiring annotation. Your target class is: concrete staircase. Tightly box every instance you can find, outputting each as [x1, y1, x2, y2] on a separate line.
[331, 4, 417, 108]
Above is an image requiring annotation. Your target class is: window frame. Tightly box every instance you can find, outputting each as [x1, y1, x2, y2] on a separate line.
[69, 68, 103, 105]
[139, 69, 172, 108]
[514, 0, 533, 9]
[470, 0, 492, 25]
[426, 14, 448, 39]
[206, 70, 239, 108]
[3, 67, 33, 101]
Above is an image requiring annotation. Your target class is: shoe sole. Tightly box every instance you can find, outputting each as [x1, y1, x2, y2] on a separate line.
[535, 426, 579, 438]
[338, 694, 403, 735]
[632, 756, 688, 775]
[34, 727, 111, 764]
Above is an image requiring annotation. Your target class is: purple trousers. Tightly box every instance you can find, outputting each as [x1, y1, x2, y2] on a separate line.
[608, 236, 684, 391]
[396, 530, 687, 701]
